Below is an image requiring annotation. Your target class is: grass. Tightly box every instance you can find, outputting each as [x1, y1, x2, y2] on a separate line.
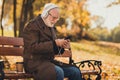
[71, 40, 120, 56]
[70, 40, 120, 79]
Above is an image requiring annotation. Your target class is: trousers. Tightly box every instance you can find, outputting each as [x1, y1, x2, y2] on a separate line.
[55, 65, 83, 80]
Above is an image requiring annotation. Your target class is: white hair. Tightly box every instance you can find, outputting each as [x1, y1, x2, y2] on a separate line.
[41, 3, 59, 18]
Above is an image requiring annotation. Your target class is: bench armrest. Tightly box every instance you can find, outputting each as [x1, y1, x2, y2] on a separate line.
[74, 60, 102, 74]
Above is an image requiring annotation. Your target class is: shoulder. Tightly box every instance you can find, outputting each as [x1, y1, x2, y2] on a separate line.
[23, 19, 39, 32]
[24, 15, 45, 31]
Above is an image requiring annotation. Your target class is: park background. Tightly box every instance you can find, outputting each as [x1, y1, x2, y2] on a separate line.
[0, 0, 120, 80]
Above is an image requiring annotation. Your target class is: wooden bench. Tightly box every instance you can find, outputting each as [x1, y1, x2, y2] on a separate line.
[0, 36, 102, 80]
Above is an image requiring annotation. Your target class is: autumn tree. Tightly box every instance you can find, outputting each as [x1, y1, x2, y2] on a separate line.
[111, 24, 120, 43]
[56, 0, 90, 39]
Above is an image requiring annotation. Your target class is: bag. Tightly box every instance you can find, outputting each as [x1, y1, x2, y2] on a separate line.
[53, 49, 75, 67]
[0, 60, 4, 80]
[51, 59, 75, 67]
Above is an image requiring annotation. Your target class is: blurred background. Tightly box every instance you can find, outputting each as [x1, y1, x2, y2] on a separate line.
[0, 0, 120, 79]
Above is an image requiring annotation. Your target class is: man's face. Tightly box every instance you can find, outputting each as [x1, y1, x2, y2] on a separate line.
[45, 8, 60, 27]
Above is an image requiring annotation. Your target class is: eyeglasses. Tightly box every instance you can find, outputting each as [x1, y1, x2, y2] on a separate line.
[48, 13, 59, 21]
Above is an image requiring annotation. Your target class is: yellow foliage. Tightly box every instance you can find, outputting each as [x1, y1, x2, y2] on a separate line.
[50, 0, 57, 3]
[16, 0, 23, 17]
[34, 11, 41, 16]
[56, 25, 67, 33]
[0, 29, 14, 37]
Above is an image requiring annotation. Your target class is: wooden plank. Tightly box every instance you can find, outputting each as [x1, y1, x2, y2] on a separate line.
[55, 50, 72, 57]
[81, 70, 98, 75]
[55, 53, 71, 57]
[0, 36, 23, 46]
[4, 73, 33, 79]
[0, 47, 23, 56]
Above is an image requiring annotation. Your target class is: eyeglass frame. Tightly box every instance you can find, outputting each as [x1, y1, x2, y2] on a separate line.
[48, 12, 60, 21]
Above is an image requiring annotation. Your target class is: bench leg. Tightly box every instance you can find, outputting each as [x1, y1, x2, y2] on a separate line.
[96, 74, 101, 80]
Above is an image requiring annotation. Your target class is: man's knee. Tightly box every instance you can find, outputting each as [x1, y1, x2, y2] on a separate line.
[55, 66, 64, 78]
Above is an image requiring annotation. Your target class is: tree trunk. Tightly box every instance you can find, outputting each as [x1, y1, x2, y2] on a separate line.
[19, 0, 25, 37]
[0, 0, 5, 36]
[77, 24, 83, 40]
[19, 0, 34, 37]
[13, 0, 17, 37]
[28, 0, 34, 19]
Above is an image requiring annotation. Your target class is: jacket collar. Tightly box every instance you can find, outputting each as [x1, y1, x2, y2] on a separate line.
[35, 15, 56, 40]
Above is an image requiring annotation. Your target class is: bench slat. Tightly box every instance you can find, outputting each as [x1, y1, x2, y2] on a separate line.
[55, 52, 71, 57]
[81, 70, 98, 75]
[0, 47, 23, 56]
[4, 73, 33, 79]
[0, 36, 23, 46]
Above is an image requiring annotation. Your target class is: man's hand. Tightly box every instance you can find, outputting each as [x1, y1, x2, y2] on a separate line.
[55, 39, 70, 49]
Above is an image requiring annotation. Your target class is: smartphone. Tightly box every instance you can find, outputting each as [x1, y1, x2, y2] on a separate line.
[64, 36, 71, 40]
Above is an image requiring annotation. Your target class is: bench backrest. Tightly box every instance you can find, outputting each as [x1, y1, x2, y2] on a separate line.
[0, 36, 24, 56]
[0, 36, 71, 57]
